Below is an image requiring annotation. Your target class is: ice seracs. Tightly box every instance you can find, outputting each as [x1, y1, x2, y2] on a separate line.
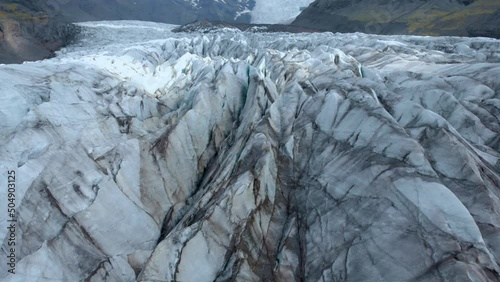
[1, 21, 500, 281]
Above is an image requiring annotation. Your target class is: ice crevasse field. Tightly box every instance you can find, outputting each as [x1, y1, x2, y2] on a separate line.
[1, 21, 500, 281]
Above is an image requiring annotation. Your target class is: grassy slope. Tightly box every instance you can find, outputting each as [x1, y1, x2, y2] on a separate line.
[0, 2, 46, 21]
[0, 1, 78, 63]
[294, 0, 499, 37]
[346, 0, 498, 35]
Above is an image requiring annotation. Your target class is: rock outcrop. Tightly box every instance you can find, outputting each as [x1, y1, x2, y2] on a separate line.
[0, 2, 80, 64]
[1, 21, 500, 281]
[292, 0, 500, 38]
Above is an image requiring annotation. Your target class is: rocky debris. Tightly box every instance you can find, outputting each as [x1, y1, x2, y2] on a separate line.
[1, 22, 500, 281]
[172, 20, 322, 33]
[172, 20, 243, 33]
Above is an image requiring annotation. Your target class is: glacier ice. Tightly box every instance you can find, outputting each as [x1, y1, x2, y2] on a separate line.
[250, 0, 315, 24]
[1, 21, 500, 281]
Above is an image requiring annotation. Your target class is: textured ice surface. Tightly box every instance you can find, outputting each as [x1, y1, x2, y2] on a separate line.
[1, 21, 500, 281]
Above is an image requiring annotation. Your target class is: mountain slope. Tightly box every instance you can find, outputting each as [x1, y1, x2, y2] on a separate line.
[43, 0, 314, 25]
[50, 0, 254, 24]
[1, 21, 500, 281]
[0, 1, 79, 63]
[292, 0, 500, 38]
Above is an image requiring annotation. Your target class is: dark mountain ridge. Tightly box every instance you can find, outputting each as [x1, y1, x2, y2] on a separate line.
[50, 0, 254, 25]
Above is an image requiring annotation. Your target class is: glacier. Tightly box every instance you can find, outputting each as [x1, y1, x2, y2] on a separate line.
[250, 0, 314, 24]
[0, 20, 500, 281]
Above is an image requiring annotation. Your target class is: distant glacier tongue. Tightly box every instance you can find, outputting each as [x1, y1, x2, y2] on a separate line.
[1, 21, 500, 282]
